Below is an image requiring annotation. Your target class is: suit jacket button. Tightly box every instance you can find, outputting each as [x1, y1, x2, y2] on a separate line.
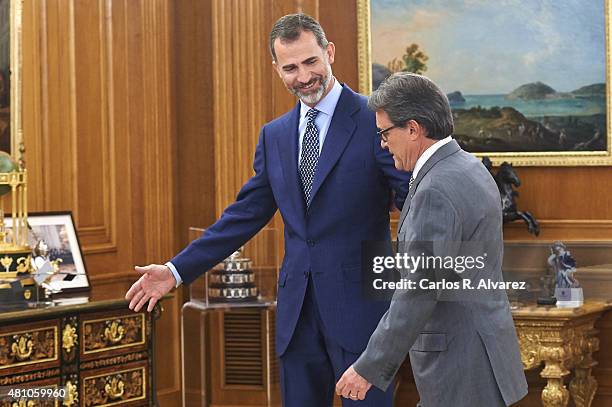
[307, 240, 315, 247]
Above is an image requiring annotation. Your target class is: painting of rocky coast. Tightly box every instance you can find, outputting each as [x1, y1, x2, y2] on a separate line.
[447, 83, 605, 152]
[369, 0, 607, 155]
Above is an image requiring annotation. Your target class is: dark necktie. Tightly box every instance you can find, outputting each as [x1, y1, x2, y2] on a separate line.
[299, 108, 320, 206]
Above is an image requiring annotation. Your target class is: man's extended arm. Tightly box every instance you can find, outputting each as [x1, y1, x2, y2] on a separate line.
[126, 127, 278, 312]
[170, 126, 278, 285]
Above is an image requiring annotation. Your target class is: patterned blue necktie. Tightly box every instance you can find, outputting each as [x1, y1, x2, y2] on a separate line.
[299, 108, 320, 206]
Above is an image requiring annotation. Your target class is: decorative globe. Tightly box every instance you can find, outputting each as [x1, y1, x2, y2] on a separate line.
[0, 151, 19, 196]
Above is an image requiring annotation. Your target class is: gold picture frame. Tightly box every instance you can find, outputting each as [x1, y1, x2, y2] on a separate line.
[2, 0, 23, 164]
[357, 0, 612, 166]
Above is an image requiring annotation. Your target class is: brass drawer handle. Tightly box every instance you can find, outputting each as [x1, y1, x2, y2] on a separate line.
[104, 320, 125, 344]
[104, 376, 125, 399]
[11, 334, 34, 361]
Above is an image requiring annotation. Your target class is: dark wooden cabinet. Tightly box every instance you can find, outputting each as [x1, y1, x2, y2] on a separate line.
[0, 297, 160, 406]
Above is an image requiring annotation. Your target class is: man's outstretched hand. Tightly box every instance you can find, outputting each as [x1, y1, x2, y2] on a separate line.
[125, 264, 176, 312]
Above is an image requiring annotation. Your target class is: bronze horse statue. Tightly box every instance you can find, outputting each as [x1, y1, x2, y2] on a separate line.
[482, 157, 540, 236]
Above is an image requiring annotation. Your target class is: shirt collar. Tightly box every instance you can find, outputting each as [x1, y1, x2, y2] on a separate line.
[299, 77, 343, 119]
[412, 136, 453, 180]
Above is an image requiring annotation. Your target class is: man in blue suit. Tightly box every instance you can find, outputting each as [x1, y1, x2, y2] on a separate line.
[125, 13, 410, 406]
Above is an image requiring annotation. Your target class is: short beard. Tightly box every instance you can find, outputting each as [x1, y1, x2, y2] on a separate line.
[291, 63, 332, 105]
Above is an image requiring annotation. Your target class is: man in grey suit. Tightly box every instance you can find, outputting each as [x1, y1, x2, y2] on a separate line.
[336, 73, 528, 406]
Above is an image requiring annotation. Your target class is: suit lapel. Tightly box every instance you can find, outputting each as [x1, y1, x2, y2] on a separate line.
[308, 86, 359, 204]
[276, 103, 307, 216]
[396, 141, 461, 235]
[397, 189, 413, 238]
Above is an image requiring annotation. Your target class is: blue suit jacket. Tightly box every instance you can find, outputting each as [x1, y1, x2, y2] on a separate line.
[172, 84, 410, 355]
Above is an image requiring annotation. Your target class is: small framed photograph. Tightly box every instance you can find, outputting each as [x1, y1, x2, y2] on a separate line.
[18, 211, 89, 293]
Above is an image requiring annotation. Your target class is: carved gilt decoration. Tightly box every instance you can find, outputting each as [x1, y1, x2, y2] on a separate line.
[82, 367, 146, 406]
[0, 327, 57, 369]
[82, 314, 144, 354]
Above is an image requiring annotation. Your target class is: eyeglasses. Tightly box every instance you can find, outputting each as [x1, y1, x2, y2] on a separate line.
[376, 125, 397, 142]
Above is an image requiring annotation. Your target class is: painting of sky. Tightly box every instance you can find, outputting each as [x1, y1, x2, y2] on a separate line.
[371, 0, 606, 95]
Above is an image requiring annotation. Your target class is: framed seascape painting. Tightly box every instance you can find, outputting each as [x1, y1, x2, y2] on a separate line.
[357, 0, 612, 165]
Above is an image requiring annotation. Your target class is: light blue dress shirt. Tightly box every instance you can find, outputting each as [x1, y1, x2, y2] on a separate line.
[298, 77, 343, 158]
[167, 77, 343, 288]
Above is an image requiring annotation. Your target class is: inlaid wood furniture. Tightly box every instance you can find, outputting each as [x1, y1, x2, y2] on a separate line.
[0, 295, 161, 406]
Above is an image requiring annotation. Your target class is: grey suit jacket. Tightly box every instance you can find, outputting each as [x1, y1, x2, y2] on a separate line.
[353, 141, 528, 407]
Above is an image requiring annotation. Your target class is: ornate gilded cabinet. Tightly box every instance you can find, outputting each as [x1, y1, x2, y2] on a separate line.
[0, 297, 160, 406]
[513, 301, 610, 407]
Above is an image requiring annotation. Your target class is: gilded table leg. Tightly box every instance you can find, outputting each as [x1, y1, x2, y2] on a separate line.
[569, 334, 599, 407]
[540, 346, 570, 407]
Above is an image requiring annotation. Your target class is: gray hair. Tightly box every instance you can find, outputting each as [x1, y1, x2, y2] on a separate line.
[368, 73, 454, 140]
[269, 14, 329, 62]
